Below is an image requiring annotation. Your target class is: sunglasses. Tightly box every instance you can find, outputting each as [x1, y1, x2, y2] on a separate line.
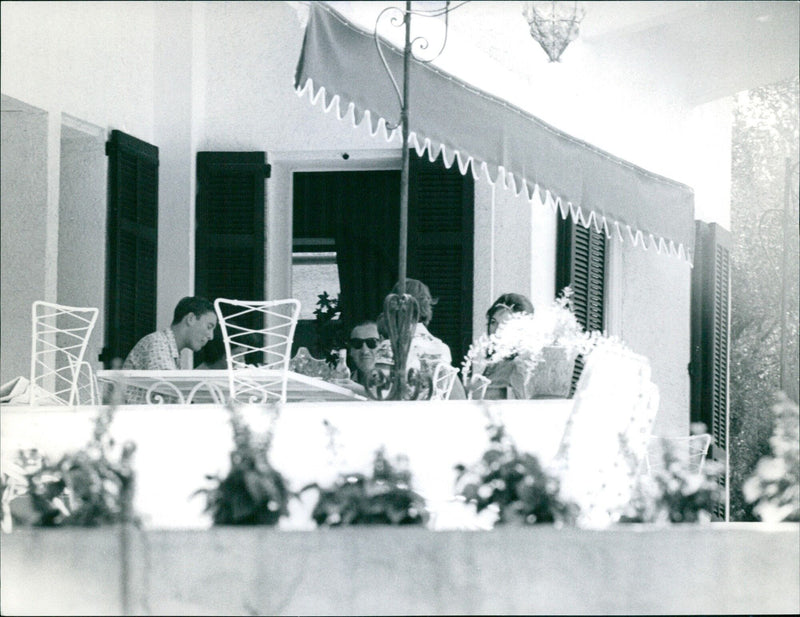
[349, 337, 379, 350]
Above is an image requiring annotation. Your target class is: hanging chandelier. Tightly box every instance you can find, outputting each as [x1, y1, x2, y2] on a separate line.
[523, 1, 585, 62]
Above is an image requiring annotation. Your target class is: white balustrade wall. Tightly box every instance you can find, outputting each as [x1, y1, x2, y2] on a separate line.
[1, 399, 573, 530]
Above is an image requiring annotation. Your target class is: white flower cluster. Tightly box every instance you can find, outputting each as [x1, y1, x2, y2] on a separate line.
[462, 294, 607, 381]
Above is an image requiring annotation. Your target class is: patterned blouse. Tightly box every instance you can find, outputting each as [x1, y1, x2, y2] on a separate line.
[407, 323, 452, 372]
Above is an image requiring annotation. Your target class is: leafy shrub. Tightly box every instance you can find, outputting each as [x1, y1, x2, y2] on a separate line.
[455, 417, 578, 526]
[305, 448, 428, 526]
[742, 393, 800, 522]
[313, 291, 348, 366]
[620, 441, 724, 524]
[1, 406, 136, 529]
[195, 405, 290, 525]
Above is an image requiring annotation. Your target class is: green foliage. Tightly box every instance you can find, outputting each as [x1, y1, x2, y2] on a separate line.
[312, 291, 348, 365]
[742, 393, 800, 522]
[306, 448, 428, 526]
[620, 444, 724, 524]
[456, 417, 578, 526]
[1, 406, 136, 529]
[195, 405, 290, 525]
[730, 76, 799, 520]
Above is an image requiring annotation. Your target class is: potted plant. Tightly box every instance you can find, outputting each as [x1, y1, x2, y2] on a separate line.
[620, 438, 724, 524]
[462, 288, 607, 399]
[455, 414, 579, 526]
[1, 406, 136, 531]
[312, 291, 348, 366]
[302, 447, 429, 526]
[194, 404, 290, 525]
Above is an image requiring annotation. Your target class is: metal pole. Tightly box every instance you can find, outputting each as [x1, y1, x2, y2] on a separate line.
[779, 157, 793, 398]
[397, 0, 411, 296]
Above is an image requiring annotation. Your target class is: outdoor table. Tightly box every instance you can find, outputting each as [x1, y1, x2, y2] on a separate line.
[96, 369, 367, 404]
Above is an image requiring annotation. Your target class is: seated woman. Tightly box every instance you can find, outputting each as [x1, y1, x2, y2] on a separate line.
[486, 293, 534, 335]
[390, 278, 452, 370]
[479, 293, 536, 399]
[387, 278, 465, 399]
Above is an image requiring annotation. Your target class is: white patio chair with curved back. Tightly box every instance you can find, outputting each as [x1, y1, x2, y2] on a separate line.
[551, 343, 660, 528]
[645, 433, 712, 475]
[75, 360, 100, 405]
[430, 363, 459, 400]
[29, 301, 99, 406]
[214, 298, 301, 404]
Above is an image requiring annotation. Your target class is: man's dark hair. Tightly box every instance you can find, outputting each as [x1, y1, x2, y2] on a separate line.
[172, 296, 215, 325]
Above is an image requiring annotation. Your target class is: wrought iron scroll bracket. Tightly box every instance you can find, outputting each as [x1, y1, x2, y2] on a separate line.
[374, 1, 467, 130]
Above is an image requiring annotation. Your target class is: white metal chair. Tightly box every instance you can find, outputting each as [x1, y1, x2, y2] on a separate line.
[29, 301, 99, 406]
[645, 433, 712, 475]
[74, 361, 100, 405]
[430, 363, 459, 400]
[214, 298, 301, 404]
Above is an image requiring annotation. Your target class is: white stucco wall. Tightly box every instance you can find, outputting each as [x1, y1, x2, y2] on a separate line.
[0, 97, 49, 384]
[57, 121, 108, 371]
[1, 1, 158, 377]
[153, 2, 196, 334]
[0, 1, 156, 143]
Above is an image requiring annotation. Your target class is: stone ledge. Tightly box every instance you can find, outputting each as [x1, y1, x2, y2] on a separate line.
[1, 524, 798, 615]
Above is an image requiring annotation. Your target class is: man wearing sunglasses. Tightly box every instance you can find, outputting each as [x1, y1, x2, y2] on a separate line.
[348, 320, 383, 386]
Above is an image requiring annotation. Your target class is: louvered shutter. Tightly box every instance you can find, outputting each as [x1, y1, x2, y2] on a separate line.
[408, 152, 474, 365]
[195, 153, 268, 354]
[556, 217, 607, 395]
[691, 221, 731, 519]
[103, 130, 159, 366]
[195, 152, 267, 303]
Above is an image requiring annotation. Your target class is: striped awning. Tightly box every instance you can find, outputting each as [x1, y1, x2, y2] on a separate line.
[295, 2, 695, 261]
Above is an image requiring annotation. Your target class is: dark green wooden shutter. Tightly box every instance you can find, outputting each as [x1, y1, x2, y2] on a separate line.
[408, 152, 474, 365]
[557, 217, 606, 331]
[691, 221, 731, 519]
[103, 130, 158, 366]
[556, 216, 607, 395]
[195, 152, 267, 303]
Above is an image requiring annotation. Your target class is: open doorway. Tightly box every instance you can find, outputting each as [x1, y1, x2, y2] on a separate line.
[291, 152, 474, 364]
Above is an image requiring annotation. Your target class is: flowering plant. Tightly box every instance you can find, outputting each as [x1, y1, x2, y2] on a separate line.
[455, 414, 579, 526]
[742, 393, 799, 522]
[303, 447, 428, 526]
[462, 288, 620, 398]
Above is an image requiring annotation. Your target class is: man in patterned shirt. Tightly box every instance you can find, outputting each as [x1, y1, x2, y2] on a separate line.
[121, 296, 217, 402]
[123, 296, 217, 370]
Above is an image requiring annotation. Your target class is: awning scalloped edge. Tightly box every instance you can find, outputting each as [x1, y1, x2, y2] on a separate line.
[297, 77, 693, 265]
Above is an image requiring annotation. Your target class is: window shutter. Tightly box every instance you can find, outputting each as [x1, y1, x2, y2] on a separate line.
[195, 152, 267, 305]
[691, 221, 731, 519]
[103, 130, 159, 366]
[408, 152, 474, 365]
[556, 216, 607, 394]
[557, 217, 606, 331]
